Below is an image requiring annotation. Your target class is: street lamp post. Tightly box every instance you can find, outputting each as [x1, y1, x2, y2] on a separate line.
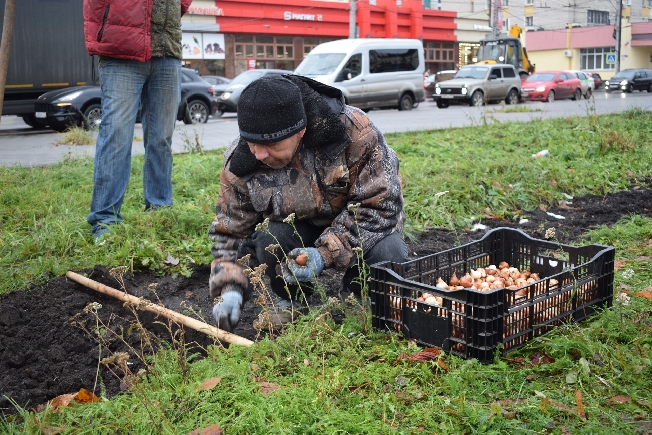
[616, 0, 623, 73]
[349, 0, 356, 39]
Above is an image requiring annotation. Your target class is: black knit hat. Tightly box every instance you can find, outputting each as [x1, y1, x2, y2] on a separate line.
[237, 76, 307, 144]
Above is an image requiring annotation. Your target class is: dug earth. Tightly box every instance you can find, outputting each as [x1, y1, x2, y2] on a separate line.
[0, 179, 650, 414]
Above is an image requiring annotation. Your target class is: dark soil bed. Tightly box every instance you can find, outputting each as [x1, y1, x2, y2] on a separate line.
[1, 179, 650, 415]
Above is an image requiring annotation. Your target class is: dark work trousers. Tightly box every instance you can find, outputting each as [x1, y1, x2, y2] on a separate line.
[241, 220, 410, 302]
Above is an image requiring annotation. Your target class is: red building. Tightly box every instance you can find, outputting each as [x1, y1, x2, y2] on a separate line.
[181, 0, 461, 78]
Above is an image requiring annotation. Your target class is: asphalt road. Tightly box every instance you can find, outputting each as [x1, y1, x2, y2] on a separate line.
[1, 88, 651, 167]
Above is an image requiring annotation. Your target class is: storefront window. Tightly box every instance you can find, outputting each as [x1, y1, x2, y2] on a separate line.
[425, 41, 454, 69]
[580, 47, 616, 70]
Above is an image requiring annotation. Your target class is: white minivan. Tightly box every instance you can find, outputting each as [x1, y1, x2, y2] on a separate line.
[294, 38, 425, 111]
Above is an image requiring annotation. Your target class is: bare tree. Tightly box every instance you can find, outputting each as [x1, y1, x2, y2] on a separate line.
[0, 0, 17, 119]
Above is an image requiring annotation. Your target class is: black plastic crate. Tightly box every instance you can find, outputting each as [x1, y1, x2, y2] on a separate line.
[369, 227, 615, 364]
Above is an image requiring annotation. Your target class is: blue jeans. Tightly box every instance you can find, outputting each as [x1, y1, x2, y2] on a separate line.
[87, 57, 181, 237]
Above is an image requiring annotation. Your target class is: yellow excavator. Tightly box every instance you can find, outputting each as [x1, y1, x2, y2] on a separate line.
[474, 25, 535, 79]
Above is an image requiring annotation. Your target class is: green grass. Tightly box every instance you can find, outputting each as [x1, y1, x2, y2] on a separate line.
[1, 110, 651, 433]
[491, 106, 543, 113]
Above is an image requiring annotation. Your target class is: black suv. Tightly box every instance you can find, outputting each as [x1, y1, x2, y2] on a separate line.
[34, 68, 218, 132]
[604, 68, 652, 93]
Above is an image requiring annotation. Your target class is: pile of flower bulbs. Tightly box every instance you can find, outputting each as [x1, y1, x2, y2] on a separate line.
[417, 261, 558, 306]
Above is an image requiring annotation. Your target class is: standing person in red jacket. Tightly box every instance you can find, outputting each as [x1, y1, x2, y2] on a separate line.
[83, 0, 192, 240]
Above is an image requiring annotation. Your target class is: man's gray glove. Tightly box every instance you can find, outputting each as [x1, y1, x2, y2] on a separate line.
[283, 247, 325, 284]
[212, 284, 243, 332]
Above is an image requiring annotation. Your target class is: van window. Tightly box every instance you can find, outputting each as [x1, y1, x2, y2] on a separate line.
[344, 53, 362, 79]
[502, 67, 516, 78]
[294, 53, 347, 76]
[369, 49, 419, 74]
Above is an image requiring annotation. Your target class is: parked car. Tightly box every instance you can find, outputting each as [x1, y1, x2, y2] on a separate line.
[566, 70, 595, 99]
[201, 75, 231, 87]
[588, 72, 603, 90]
[521, 71, 582, 103]
[432, 64, 521, 108]
[34, 68, 218, 132]
[424, 70, 457, 100]
[217, 69, 293, 115]
[604, 68, 652, 93]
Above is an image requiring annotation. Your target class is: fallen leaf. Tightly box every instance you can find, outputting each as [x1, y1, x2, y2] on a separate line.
[548, 179, 558, 188]
[490, 402, 502, 414]
[502, 410, 517, 419]
[49, 393, 75, 408]
[185, 291, 194, 298]
[196, 377, 221, 391]
[566, 370, 578, 384]
[614, 260, 628, 270]
[635, 290, 652, 300]
[538, 204, 548, 212]
[393, 348, 441, 364]
[575, 390, 586, 420]
[41, 427, 64, 435]
[529, 351, 555, 365]
[557, 200, 576, 210]
[185, 424, 223, 435]
[437, 359, 449, 372]
[303, 359, 310, 367]
[164, 254, 180, 266]
[259, 382, 282, 396]
[75, 388, 101, 404]
[607, 395, 631, 405]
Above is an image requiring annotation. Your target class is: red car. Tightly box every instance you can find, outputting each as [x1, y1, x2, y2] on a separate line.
[587, 72, 603, 90]
[521, 71, 583, 102]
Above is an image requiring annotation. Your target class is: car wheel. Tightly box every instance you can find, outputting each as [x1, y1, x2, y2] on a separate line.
[82, 104, 102, 130]
[469, 91, 484, 107]
[571, 89, 581, 101]
[505, 89, 519, 105]
[584, 88, 592, 99]
[626, 84, 633, 93]
[398, 94, 413, 111]
[183, 100, 209, 124]
[546, 90, 555, 103]
[436, 100, 449, 109]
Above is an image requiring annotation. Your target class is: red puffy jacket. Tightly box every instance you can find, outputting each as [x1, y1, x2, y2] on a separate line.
[83, 0, 192, 62]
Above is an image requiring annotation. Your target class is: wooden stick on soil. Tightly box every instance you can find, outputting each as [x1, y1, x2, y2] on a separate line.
[66, 271, 254, 347]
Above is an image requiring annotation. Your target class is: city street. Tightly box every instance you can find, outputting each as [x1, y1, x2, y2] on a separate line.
[1, 88, 651, 167]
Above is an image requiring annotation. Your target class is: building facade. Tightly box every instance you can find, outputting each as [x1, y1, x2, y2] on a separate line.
[180, 0, 494, 78]
[512, 0, 652, 78]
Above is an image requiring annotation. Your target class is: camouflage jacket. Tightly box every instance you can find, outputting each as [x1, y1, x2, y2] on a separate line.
[208, 75, 406, 293]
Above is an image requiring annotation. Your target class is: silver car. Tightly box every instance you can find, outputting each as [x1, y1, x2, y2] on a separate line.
[433, 64, 522, 108]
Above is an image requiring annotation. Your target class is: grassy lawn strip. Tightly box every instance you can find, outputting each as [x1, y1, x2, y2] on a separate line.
[2, 217, 651, 434]
[0, 110, 651, 433]
[1, 109, 651, 295]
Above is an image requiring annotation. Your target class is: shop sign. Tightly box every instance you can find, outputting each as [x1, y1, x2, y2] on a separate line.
[188, 6, 224, 16]
[474, 24, 492, 31]
[284, 12, 323, 21]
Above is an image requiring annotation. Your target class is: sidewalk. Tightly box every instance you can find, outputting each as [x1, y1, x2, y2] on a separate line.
[0, 115, 240, 167]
